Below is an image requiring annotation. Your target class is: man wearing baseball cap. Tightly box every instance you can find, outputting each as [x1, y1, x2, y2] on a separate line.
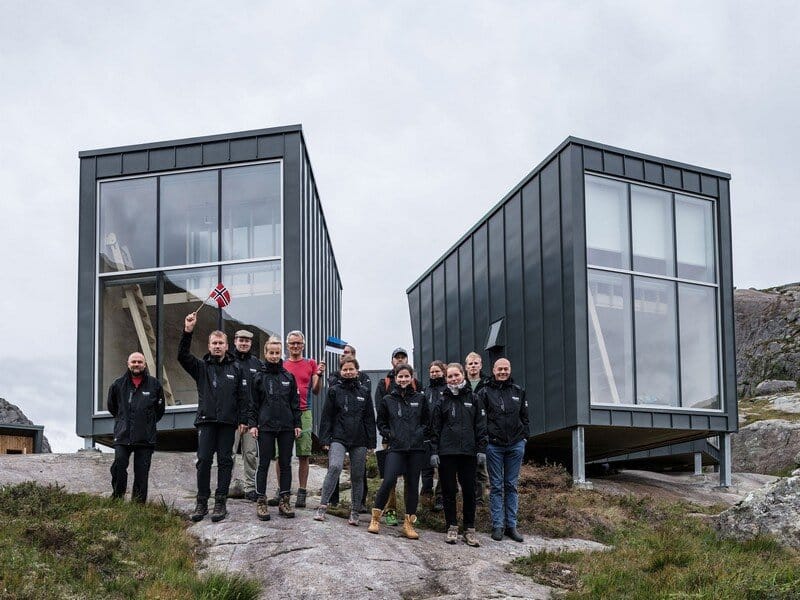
[230, 329, 263, 501]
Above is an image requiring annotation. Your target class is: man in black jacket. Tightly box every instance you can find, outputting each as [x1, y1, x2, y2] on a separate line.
[179, 313, 248, 523]
[107, 352, 165, 503]
[477, 358, 530, 542]
[230, 329, 262, 502]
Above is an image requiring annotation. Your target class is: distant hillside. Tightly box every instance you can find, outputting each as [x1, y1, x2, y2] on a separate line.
[0, 397, 51, 452]
[735, 283, 800, 397]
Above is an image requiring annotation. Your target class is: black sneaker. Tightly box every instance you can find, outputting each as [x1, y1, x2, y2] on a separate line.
[491, 527, 503, 541]
[505, 527, 524, 542]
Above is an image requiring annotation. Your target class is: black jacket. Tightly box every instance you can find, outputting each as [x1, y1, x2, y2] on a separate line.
[249, 360, 301, 432]
[234, 350, 263, 391]
[319, 377, 377, 449]
[373, 369, 420, 408]
[476, 377, 530, 446]
[107, 369, 165, 446]
[178, 331, 248, 427]
[424, 377, 446, 410]
[377, 385, 431, 452]
[431, 385, 488, 456]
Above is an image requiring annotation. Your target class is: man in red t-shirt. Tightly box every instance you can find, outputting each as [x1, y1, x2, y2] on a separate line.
[270, 330, 325, 508]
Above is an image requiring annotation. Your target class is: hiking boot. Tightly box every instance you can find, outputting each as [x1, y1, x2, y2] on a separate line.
[463, 528, 480, 547]
[445, 525, 459, 544]
[491, 527, 504, 541]
[433, 496, 444, 512]
[278, 493, 295, 518]
[402, 514, 419, 540]
[295, 488, 307, 508]
[384, 509, 398, 526]
[210, 495, 228, 522]
[245, 490, 259, 502]
[314, 505, 327, 522]
[348, 511, 360, 526]
[256, 496, 270, 521]
[368, 508, 382, 534]
[267, 491, 280, 507]
[505, 527, 524, 542]
[190, 498, 208, 522]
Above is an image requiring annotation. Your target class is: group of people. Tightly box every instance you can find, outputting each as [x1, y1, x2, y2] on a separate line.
[106, 315, 530, 546]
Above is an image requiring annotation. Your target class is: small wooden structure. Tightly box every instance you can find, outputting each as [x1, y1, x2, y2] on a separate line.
[0, 424, 45, 454]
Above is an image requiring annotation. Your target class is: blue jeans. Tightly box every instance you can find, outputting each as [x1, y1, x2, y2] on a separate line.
[486, 440, 526, 529]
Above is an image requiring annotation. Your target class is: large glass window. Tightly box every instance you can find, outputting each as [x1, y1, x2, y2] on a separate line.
[96, 161, 282, 412]
[585, 175, 629, 269]
[98, 276, 158, 410]
[588, 270, 633, 404]
[676, 195, 716, 283]
[160, 170, 219, 267]
[222, 164, 281, 260]
[679, 284, 720, 409]
[586, 174, 721, 410]
[631, 185, 673, 276]
[98, 178, 157, 272]
[634, 277, 679, 407]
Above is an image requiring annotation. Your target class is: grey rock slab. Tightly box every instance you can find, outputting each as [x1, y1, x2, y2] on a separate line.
[754, 380, 798, 396]
[769, 393, 800, 413]
[0, 452, 607, 599]
[731, 419, 800, 474]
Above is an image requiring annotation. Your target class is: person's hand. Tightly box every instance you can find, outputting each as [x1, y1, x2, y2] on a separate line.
[184, 313, 197, 332]
[323, 445, 329, 452]
[249, 426, 259, 438]
[430, 454, 440, 468]
[316, 361, 326, 375]
[238, 424, 248, 434]
[294, 427, 302, 439]
[477, 453, 486, 467]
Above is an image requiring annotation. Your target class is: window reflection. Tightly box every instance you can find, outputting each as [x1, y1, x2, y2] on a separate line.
[634, 277, 679, 407]
[163, 267, 217, 406]
[588, 270, 633, 404]
[632, 185, 674, 276]
[679, 284, 720, 409]
[98, 277, 158, 410]
[585, 176, 629, 269]
[160, 171, 219, 267]
[222, 261, 282, 358]
[676, 195, 716, 283]
[222, 164, 281, 260]
[99, 178, 157, 272]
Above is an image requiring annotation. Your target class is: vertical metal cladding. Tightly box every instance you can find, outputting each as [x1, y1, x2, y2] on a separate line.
[406, 137, 736, 457]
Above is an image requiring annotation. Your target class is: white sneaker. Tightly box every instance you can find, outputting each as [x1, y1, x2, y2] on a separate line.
[314, 505, 327, 522]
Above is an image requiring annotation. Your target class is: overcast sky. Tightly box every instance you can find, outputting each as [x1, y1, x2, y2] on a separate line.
[1, 1, 798, 451]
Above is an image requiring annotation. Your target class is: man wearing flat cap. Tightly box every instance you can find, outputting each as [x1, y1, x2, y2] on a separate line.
[229, 329, 263, 501]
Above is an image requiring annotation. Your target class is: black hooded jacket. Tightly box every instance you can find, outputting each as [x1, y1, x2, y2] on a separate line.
[107, 369, 166, 446]
[431, 384, 488, 457]
[377, 385, 431, 452]
[234, 350, 263, 394]
[178, 331, 248, 427]
[424, 376, 446, 410]
[249, 360, 301, 432]
[476, 377, 530, 446]
[319, 376, 377, 449]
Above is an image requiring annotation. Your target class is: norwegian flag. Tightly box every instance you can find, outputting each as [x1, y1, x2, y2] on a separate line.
[209, 283, 232, 308]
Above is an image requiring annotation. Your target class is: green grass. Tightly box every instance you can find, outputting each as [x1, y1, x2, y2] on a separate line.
[0, 481, 259, 600]
[512, 495, 800, 599]
[738, 396, 800, 426]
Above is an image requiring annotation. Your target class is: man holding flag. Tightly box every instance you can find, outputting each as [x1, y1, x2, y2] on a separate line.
[179, 300, 248, 523]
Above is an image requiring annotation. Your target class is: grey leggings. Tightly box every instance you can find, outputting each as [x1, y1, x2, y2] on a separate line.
[320, 442, 367, 511]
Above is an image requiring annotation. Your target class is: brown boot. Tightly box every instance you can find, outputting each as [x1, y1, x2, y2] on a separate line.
[368, 508, 382, 534]
[278, 493, 295, 518]
[403, 514, 419, 540]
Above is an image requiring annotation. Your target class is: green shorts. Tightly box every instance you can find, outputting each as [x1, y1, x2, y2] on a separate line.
[274, 410, 313, 458]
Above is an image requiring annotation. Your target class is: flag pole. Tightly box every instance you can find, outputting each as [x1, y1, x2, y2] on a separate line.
[193, 294, 212, 316]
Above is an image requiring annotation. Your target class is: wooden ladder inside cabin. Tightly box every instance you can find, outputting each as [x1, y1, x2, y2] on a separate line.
[105, 233, 176, 406]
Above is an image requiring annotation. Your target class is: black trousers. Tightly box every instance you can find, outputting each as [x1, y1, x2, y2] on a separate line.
[256, 430, 294, 496]
[196, 423, 236, 500]
[330, 463, 368, 506]
[439, 454, 477, 528]
[374, 451, 425, 515]
[111, 444, 154, 502]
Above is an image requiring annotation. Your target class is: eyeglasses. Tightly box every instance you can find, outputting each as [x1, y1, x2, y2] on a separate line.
[287, 342, 304, 346]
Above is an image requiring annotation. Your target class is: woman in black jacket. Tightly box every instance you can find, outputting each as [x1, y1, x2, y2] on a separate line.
[315, 356, 376, 526]
[249, 337, 301, 520]
[370, 364, 430, 539]
[421, 360, 446, 506]
[430, 362, 488, 547]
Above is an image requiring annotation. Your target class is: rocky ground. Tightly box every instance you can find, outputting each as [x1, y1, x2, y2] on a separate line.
[0, 452, 607, 599]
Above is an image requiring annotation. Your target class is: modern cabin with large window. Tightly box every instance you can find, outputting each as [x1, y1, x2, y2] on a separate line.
[407, 137, 736, 484]
[77, 125, 342, 449]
